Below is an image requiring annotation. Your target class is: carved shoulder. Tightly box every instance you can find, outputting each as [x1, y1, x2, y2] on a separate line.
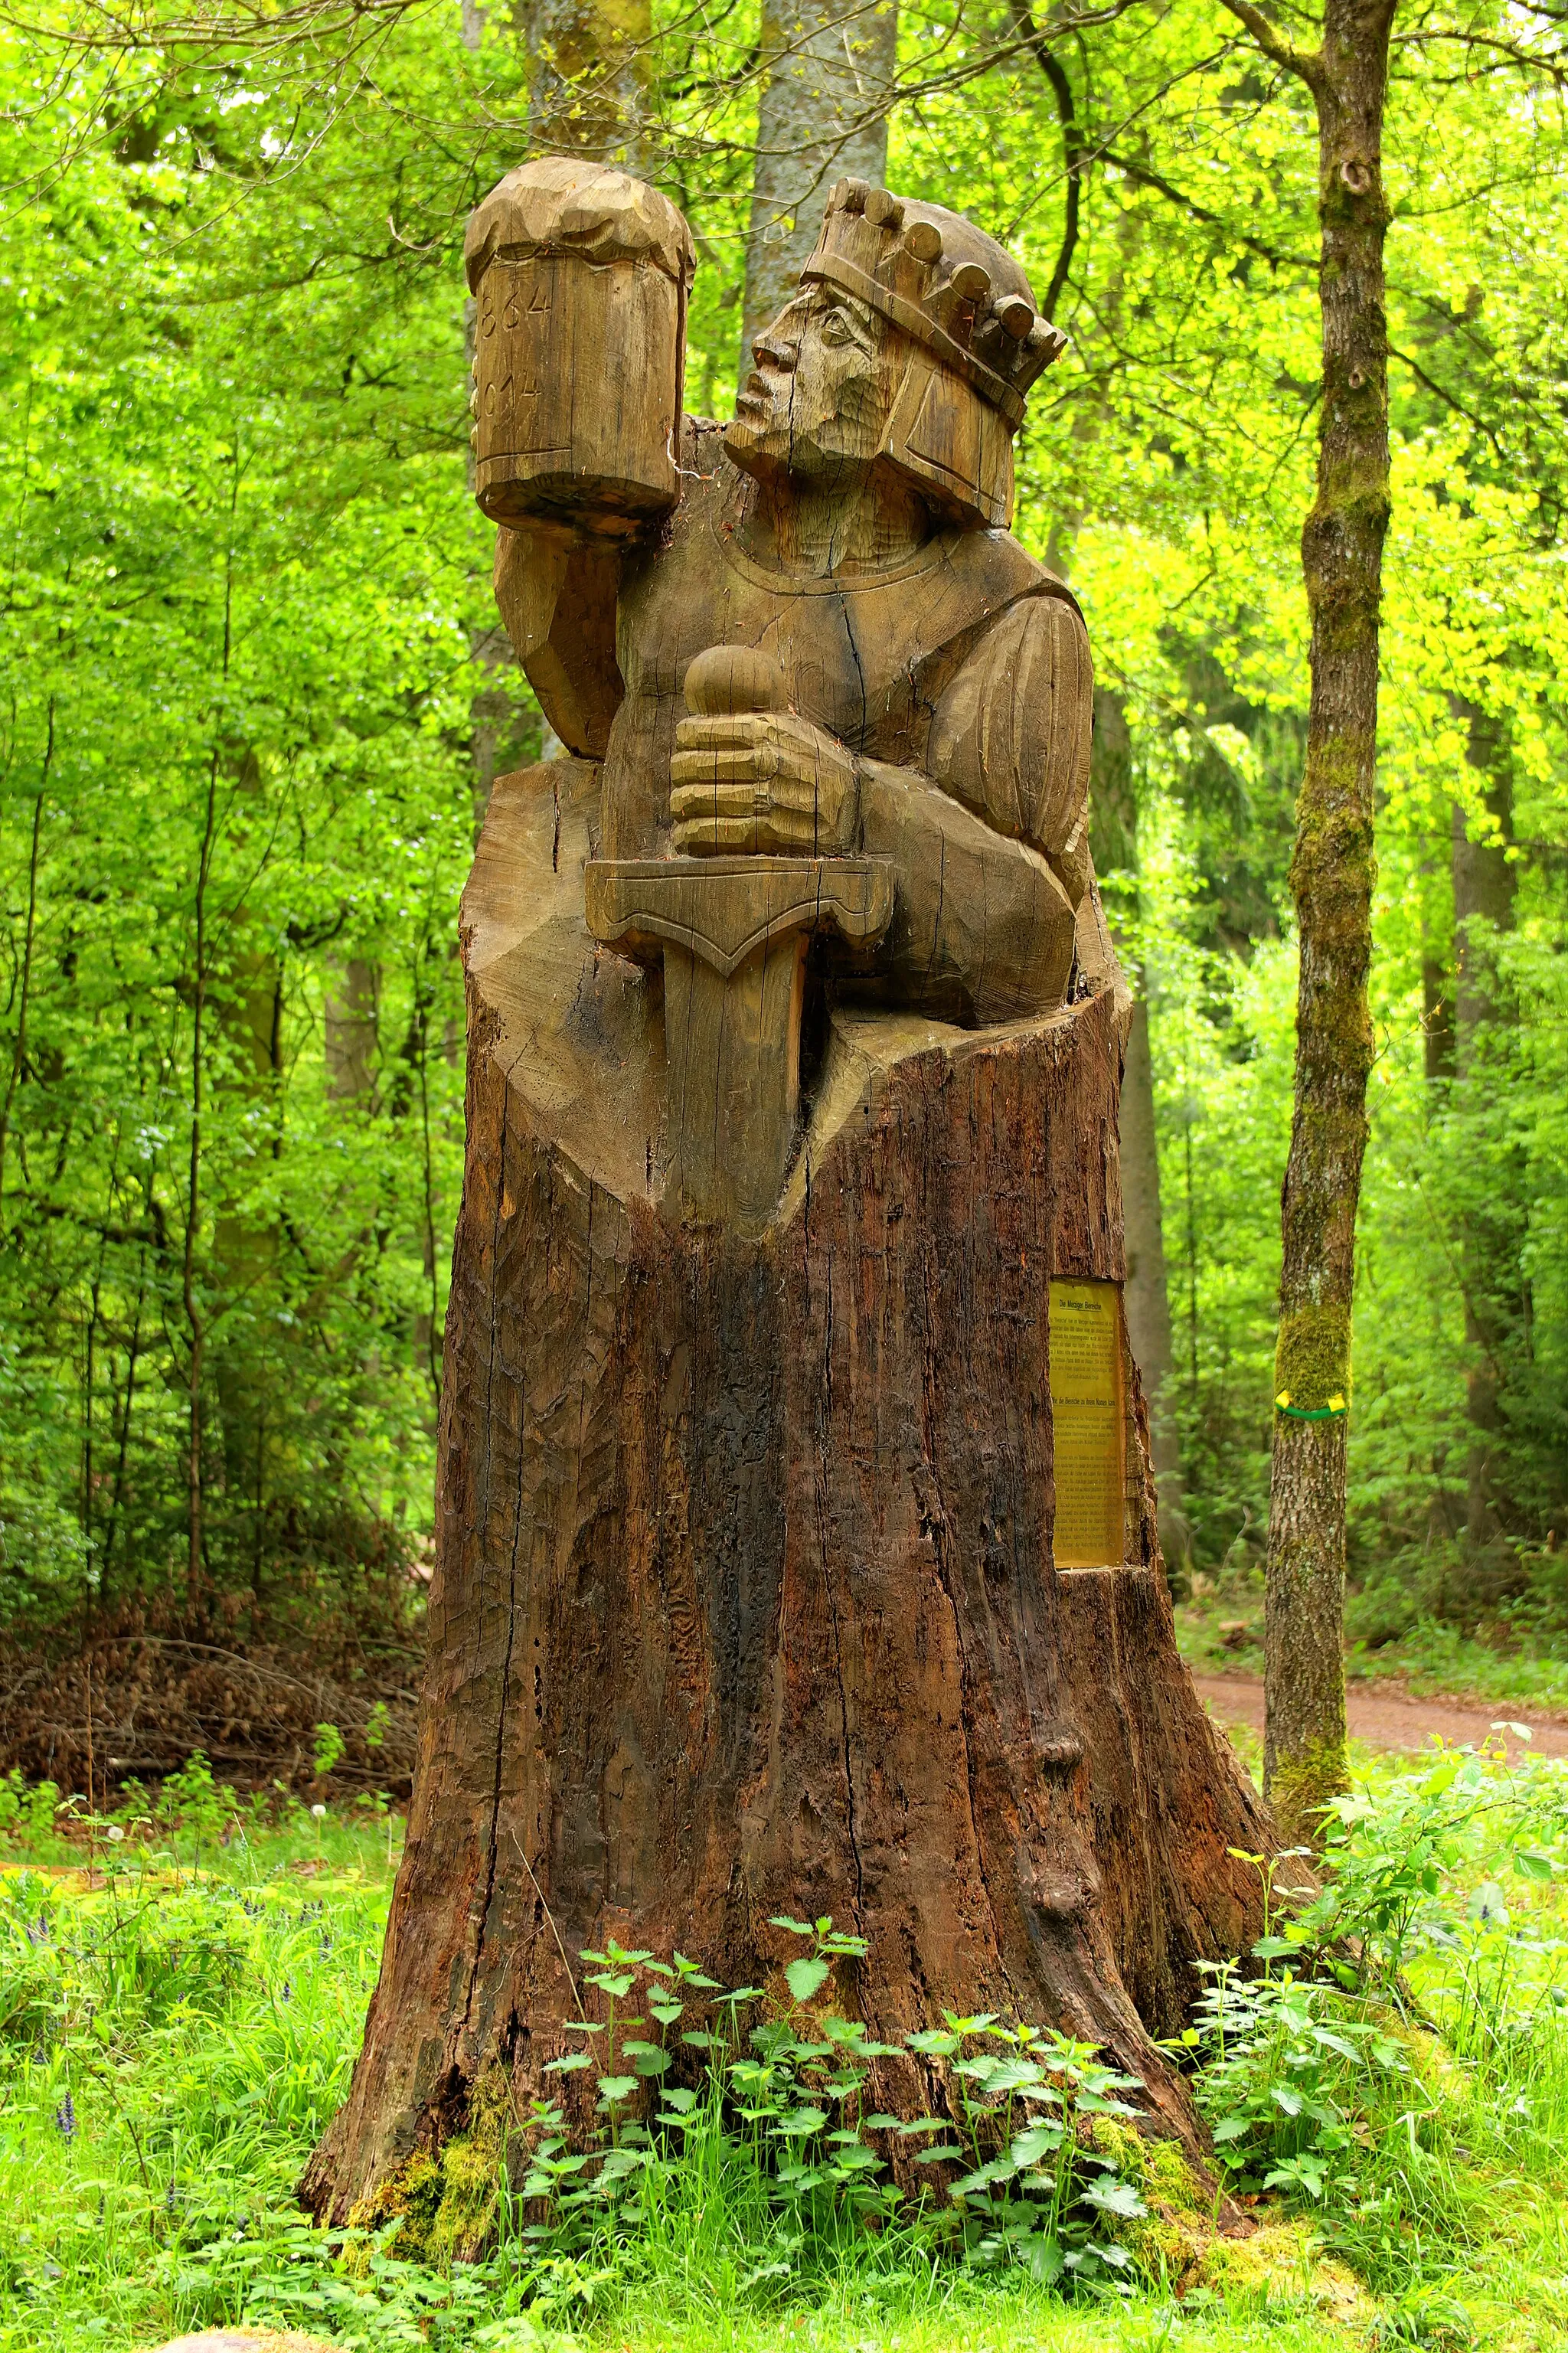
[924, 589, 1093, 891]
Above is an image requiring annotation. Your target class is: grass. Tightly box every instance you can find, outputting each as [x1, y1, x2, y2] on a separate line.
[1, 1737, 1566, 2353]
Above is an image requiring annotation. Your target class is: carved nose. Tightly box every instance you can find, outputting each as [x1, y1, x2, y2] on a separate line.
[750, 332, 796, 373]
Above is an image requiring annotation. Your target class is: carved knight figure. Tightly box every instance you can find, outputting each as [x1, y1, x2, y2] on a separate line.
[299, 160, 1272, 2226]
[463, 159, 1115, 1229]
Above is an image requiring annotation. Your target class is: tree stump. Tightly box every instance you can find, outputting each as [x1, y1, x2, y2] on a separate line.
[302, 757, 1274, 2224]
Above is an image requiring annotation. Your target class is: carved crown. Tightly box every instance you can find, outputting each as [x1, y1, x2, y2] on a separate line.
[799, 181, 1068, 430]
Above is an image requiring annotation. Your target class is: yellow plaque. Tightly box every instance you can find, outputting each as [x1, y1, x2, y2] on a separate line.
[1048, 1279, 1126, 1568]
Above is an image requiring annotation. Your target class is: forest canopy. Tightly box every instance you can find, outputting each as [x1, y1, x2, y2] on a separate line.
[2, 0, 1565, 1657]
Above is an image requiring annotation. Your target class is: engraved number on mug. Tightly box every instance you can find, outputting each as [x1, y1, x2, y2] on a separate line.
[484, 370, 539, 420]
[501, 279, 550, 332]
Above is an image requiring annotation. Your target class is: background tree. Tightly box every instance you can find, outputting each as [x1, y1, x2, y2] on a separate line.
[740, 0, 899, 353]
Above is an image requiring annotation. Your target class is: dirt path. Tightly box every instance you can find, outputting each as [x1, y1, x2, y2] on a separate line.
[1193, 1675, 1568, 1763]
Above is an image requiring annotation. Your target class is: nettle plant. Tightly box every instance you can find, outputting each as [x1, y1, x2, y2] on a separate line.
[519, 1918, 1149, 2289]
[1182, 1752, 1568, 2211]
[1183, 1959, 1411, 2205]
[1171, 1844, 1409, 2206]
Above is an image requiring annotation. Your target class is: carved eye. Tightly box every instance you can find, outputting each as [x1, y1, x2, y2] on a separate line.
[821, 310, 854, 346]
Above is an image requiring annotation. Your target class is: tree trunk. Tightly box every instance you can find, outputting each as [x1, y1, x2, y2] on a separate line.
[1450, 696, 1520, 1576]
[740, 0, 899, 361]
[325, 958, 381, 1103]
[1422, 948, 1453, 1081]
[212, 947, 283, 1562]
[1222, 0, 1395, 1841]
[525, 0, 650, 165]
[1119, 996, 1190, 1577]
[302, 757, 1275, 2232]
[1090, 688, 1189, 1574]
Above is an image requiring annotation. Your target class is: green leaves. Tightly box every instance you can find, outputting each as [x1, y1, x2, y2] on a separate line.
[497, 1918, 1152, 2293]
[1080, 2177, 1147, 2220]
[782, 1955, 831, 2005]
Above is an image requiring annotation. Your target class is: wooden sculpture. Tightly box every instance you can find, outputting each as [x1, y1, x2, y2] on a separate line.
[304, 158, 1275, 2224]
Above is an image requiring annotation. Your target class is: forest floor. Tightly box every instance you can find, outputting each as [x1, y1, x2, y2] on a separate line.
[1193, 1674, 1568, 1760]
[3, 1697, 1566, 2353]
[1176, 1588, 1568, 1716]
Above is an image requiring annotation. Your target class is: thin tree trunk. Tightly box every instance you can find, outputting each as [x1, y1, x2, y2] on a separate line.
[185, 453, 242, 1611]
[410, 949, 443, 1412]
[1449, 695, 1518, 1568]
[1451, 704, 1514, 1037]
[1223, 0, 1396, 1840]
[100, 1235, 148, 1596]
[459, 0, 540, 834]
[1089, 690, 1189, 1572]
[1422, 953, 1453, 1080]
[0, 700, 53, 1233]
[1120, 996, 1191, 1574]
[185, 754, 219, 1611]
[326, 957, 380, 1102]
[212, 947, 283, 1506]
[740, 0, 899, 362]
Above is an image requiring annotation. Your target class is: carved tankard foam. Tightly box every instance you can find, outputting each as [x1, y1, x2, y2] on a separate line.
[300, 167, 1276, 2230]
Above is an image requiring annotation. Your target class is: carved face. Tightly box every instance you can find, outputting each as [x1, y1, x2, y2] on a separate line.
[726, 285, 904, 485]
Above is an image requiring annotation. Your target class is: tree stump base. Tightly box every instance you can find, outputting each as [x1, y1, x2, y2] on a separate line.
[303, 760, 1274, 2223]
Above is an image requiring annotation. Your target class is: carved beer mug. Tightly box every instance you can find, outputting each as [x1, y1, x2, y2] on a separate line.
[465, 157, 694, 538]
[472, 161, 1101, 1229]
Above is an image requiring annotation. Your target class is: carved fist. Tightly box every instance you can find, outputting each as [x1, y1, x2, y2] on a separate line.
[669, 710, 860, 855]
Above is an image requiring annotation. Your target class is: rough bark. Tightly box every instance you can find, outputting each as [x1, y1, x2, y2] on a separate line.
[1221, 0, 1396, 1840]
[302, 759, 1275, 2231]
[740, 0, 900, 361]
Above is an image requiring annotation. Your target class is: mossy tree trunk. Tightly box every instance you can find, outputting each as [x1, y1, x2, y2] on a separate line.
[1220, 0, 1396, 1840]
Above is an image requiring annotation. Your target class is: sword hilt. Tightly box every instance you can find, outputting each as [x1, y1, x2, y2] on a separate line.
[682, 643, 789, 719]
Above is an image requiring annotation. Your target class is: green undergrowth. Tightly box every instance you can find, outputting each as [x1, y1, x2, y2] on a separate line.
[2, 1742, 1567, 2353]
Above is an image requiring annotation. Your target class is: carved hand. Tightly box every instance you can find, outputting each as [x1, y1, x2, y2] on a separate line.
[669, 711, 860, 855]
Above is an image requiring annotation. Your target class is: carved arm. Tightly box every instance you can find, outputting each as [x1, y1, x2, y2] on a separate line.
[856, 760, 1077, 1025]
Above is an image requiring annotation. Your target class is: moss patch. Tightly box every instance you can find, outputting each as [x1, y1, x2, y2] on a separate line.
[1270, 1737, 1351, 1845]
[1275, 1301, 1353, 1413]
[1204, 2218, 1374, 2328]
[348, 2064, 516, 2263]
[1095, 2119, 1370, 2321]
